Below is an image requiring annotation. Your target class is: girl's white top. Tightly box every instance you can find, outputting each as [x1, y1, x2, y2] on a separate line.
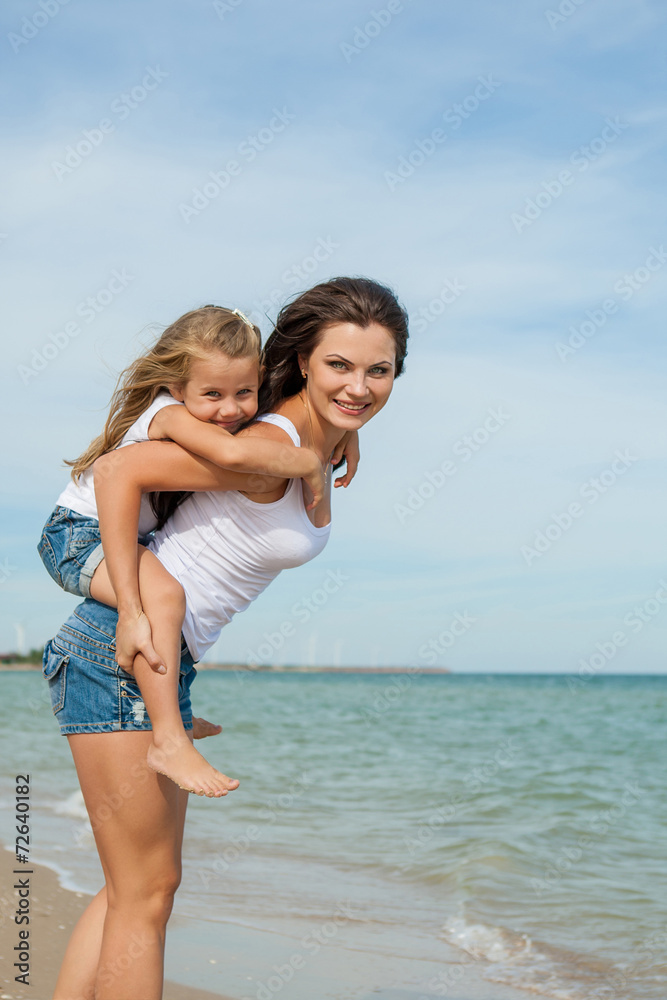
[149, 413, 331, 661]
[57, 393, 182, 535]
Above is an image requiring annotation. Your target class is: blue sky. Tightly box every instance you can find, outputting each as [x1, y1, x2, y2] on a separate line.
[1, 0, 666, 672]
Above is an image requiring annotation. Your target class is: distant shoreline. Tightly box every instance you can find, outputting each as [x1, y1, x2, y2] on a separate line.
[0, 661, 450, 674]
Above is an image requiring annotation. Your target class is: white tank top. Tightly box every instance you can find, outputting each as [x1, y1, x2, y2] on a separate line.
[57, 392, 183, 536]
[149, 414, 331, 660]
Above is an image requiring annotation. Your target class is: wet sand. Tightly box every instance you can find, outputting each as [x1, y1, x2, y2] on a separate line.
[0, 848, 230, 1000]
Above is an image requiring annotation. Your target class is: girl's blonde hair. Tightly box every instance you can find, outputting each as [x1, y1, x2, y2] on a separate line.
[67, 305, 261, 480]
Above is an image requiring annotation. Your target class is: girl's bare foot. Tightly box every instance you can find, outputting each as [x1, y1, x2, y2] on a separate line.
[146, 737, 239, 797]
[192, 716, 222, 739]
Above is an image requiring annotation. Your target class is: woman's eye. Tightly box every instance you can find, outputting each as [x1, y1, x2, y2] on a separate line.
[370, 367, 390, 375]
[329, 361, 347, 369]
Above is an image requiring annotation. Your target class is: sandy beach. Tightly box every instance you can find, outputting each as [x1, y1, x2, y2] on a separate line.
[0, 845, 532, 1000]
[0, 848, 230, 1000]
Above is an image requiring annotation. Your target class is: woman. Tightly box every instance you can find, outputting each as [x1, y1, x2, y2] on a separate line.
[43, 277, 408, 1000]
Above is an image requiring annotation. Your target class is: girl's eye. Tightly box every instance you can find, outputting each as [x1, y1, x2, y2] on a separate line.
[206, 391, 221, 398]
[237, 389, 252, 397]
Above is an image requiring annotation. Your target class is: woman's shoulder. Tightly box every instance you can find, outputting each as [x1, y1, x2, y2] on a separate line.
[253, 412, 301, 448]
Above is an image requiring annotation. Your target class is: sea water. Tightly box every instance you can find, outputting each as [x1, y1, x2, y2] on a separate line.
[0, 671, 665, 999]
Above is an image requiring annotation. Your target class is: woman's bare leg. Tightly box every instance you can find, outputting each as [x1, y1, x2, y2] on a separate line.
[54, 729, 188, 1000]
[52, 888, 107, 1000]
[90, 549, 238, 797]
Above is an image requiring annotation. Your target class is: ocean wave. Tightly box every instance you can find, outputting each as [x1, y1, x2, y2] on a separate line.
[51, 789, 89, 820]
[442, 914, 631, 1000]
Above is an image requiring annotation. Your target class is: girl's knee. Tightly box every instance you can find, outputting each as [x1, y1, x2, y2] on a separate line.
[151, 575, 186, 615]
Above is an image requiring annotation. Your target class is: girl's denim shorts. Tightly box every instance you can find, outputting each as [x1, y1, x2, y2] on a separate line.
[43, 598, 196, 735]
[38, 506, 106, 599]
[38, 506, 151, 598]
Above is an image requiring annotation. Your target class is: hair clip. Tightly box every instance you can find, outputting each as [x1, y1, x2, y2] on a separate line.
[233, 308, 254, 329]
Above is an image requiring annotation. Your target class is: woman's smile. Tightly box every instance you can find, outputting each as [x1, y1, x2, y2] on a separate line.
[332, 398, 372, 417]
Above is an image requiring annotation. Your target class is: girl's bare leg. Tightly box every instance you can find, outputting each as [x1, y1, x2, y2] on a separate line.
[90, 548, 238, 797]
[53, 729, 188, 1000]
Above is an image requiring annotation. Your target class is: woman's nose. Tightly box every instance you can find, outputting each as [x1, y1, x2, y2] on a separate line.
[345, 371, 369, 397]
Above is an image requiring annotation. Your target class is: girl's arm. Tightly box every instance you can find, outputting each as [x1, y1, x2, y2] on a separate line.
[94, 441, 284, 668]
[150, 405, 325, 508]
[331, 430, 360, 489]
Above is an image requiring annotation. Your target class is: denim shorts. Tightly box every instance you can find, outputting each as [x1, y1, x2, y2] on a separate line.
[42, 598, 196, 735]
[38, 506, 151, 599]
[38, 506, 105, 599]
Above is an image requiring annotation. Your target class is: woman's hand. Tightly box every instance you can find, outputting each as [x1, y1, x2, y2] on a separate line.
[331, 431, 360, 488]
[115, 609, 165, 675]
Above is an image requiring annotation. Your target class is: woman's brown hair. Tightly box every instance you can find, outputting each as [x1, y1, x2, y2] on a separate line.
[258, 277, 408, 414]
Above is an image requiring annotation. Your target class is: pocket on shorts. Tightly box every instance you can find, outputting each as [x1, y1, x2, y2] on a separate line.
[45, 506, 68, 529]
[37, 527, 64, 589]
[42, 641, 69, 715]
[68, 524, 103, 554]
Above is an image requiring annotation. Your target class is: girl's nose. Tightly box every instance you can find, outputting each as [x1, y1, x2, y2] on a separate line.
[217, 399, 242, 417]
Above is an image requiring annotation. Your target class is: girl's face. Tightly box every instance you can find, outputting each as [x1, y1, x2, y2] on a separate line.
[171, 351, 260, 432]
[299, 322, 397, 430]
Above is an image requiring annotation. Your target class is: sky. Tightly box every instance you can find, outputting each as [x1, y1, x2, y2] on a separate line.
[1, 0, 666, 672]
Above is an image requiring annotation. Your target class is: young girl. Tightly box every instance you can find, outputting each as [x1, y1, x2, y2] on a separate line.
[37, 304, 335, 797]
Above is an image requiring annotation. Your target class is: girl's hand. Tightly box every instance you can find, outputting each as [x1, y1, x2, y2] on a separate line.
[332, 431, 360, 488]
[303, 451, 326, 511]
[116, 609, 165, 675]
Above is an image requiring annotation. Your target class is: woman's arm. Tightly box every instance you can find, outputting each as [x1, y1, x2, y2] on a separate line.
[93, 440, 285, 665]
[150, 405, 325, 503]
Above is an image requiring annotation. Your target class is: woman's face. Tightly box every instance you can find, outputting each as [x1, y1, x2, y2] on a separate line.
[299, 322, 397, 431]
